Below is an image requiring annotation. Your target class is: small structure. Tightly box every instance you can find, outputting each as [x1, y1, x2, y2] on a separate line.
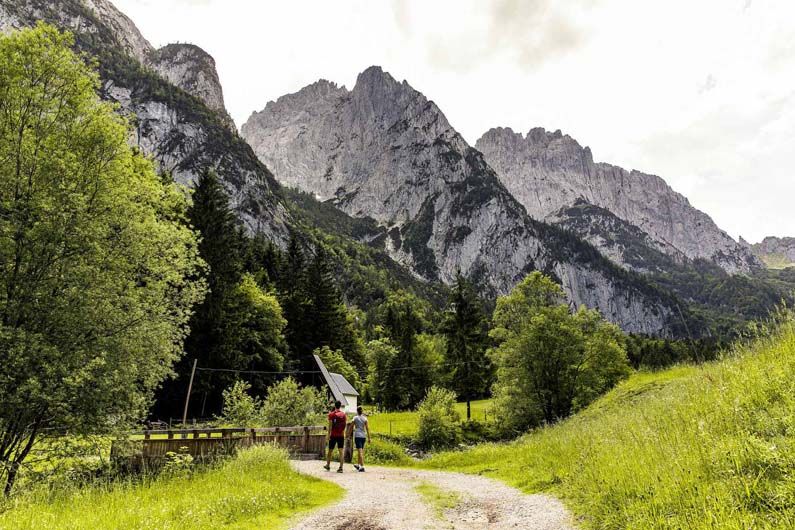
[313, 354, 360, 414]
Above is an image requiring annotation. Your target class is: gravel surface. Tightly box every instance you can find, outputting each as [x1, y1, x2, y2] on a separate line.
[289, 460, 574, 530]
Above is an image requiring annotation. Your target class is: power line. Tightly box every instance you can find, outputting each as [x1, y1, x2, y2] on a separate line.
[194, 359, 488, 376]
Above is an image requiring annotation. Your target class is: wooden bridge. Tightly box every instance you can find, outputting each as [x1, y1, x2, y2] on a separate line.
[114, 426, 328, 466]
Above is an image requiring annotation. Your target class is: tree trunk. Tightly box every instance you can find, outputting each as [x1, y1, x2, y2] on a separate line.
[466, 399, 471, 421]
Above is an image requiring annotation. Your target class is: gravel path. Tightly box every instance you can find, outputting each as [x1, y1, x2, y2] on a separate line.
[289, 460, 574, 530]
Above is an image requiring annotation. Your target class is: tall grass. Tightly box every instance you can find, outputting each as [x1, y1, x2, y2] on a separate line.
[0, 445, 342, 530]
[420, 321, 795, 529]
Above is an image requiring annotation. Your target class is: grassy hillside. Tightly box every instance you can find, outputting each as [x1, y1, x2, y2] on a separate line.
[418, 319, 795, 529]
[0, 446, 341, 530]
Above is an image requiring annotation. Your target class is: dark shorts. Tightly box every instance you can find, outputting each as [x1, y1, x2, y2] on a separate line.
[328, 436, 344, 450]
[354, 437, 366, 449]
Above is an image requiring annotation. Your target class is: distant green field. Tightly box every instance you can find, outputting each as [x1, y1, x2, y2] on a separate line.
[416, 322, 795, 529]
[364, 399, 493, 436]
[0, 445, 341, 530]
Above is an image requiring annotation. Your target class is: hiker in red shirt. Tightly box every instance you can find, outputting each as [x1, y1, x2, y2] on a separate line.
[324, 400, 347, 473]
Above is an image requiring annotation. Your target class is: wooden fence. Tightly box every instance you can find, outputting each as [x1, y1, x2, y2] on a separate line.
[113, 426, 328, 467]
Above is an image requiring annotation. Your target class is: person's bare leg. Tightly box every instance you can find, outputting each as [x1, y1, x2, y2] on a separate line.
[325, 448, 333, 469]
[338, 447, 344, 470]
[357, 447, 364, 467]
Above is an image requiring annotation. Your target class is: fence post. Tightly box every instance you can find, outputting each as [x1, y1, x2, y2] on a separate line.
[303, 426, 310, 454]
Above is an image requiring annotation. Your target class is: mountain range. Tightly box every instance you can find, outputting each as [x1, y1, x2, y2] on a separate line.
[2, 0, 791, 338]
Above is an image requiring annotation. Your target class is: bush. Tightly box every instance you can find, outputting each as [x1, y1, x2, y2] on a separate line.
[260, 378, 327, 427]
[220, 381, 261, 425]
[366, 437, 412, 465]
[416, 387, 461, 449]
[219, 378, 327, 427]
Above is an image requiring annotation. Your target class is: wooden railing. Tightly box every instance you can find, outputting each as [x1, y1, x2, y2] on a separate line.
[114, 426, 328, 465]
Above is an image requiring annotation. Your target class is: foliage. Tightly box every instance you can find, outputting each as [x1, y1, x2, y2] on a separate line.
[315, 346, 362, 391]
[440, 273, 493, 418]
[363, 338, 400, 408]
[219, 381, 261, 426]
[162, 447, 194, 478]
[363, 399, 494, 437]
[416, 387, 462, 450]
[420, 316, 795, 529]
[259, 378, 327, 428]
[0, 25, 205, 495]
[0, 445, 342, 529]
[365, 437, 412, 465]
[414, 481, 461, 520]
[490, 273, 630, 433]
[375, 291, 436, 409]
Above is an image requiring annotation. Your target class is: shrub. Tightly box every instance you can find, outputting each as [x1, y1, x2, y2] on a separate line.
[366, 437, 412, 465]
[416, 387, 461, 449]
[220, 381, 261, 425]
[260, 378, 327, 427]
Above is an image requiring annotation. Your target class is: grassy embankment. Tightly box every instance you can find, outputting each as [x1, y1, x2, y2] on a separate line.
[416, 321, 795, 529]
[0, 445, 342, 530]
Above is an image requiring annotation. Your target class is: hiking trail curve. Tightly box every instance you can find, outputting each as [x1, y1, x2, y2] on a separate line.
[289, 460, 575, 530]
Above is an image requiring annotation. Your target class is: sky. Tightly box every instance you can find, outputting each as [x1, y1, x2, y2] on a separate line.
[113, 0, 795, 243]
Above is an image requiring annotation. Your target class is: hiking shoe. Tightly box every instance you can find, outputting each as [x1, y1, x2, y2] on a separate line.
[337, 467, 344, 473]
[354, 464, 360, 470]
[323, 464, 330, 471]
[358, 467, 365, 473]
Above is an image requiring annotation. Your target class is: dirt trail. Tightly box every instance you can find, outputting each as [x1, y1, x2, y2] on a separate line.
[289, 460, 574, 530]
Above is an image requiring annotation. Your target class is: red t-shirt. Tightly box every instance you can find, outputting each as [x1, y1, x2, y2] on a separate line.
[328, 409, 347, 437]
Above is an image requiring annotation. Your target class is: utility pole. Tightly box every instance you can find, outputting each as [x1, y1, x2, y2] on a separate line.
[182, 358, 198, 427]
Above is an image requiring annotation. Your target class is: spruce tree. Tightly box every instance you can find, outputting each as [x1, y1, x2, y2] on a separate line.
[441, 272, 492, 420]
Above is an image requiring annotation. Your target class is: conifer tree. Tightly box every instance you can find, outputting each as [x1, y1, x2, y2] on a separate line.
[441, 272, 492, 420]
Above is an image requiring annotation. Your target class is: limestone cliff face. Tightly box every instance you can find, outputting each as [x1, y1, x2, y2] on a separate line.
[749, 236, 795, 269]
[0, 0, 288, 241]
[242, 67, 679, 335]
[147, 43, 235, 130]
[475, 127, 760, 274]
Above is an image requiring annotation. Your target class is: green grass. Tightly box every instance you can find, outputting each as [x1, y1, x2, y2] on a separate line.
[0, 445, 342, 530]
[365, 399, 493, 436]
[414, 481, 461, 520]
[415, 321, 795, 529]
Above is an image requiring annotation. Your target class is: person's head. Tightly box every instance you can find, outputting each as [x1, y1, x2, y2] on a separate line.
[334, 400, 342, 410]
[357, 406, 363, 416]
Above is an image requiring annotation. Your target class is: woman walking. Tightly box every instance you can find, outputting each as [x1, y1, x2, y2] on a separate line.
[352, 406, 371, 472]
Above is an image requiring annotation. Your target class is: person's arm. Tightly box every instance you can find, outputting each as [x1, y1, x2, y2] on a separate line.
[366, 418, 371, 443]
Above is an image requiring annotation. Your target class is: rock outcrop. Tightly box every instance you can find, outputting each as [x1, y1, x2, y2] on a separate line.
[475, 127, 760, 274]
[147, 43, 235, 130]
[748, 236, 795, 269]
[0, 0, 287, 240]
[242, 67, 681, 335]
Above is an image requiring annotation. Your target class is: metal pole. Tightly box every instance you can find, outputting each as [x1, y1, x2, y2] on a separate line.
[182, 359, 198, 427]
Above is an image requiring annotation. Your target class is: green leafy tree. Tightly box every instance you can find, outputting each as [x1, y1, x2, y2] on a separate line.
[417, 386, 462, 449]
[315, 346, 362, 390]
[222, 274, 287, 394]
[441, 273, 492, 420]
[490, 272, 630, 434]
[259, 378, 327, 427]
[277, 231, 310, 372]
[363, 338, 399, 408]
[0, 25, 205, 495]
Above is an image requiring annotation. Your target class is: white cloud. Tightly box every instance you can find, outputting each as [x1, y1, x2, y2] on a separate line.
[112, 0, 795, 242]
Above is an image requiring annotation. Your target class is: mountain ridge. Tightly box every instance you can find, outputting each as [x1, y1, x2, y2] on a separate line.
[475, 126, 760, 274]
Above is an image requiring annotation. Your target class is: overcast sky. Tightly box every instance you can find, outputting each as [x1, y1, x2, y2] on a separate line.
[114, 0, 795, 243]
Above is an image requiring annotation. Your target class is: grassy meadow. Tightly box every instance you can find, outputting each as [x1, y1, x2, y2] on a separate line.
[415, 322, 795, 529]
[365, 399, 493, 436]
[0, 445, 341, 530]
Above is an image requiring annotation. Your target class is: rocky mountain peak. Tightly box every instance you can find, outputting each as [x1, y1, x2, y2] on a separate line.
[147, 42, 235, 129]
[242, 66, 683, 335]
[82, 0, 153, 61]
[476, 125, 759, 274]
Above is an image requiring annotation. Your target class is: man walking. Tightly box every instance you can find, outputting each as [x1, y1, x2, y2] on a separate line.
[324, 400, 347, 473]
